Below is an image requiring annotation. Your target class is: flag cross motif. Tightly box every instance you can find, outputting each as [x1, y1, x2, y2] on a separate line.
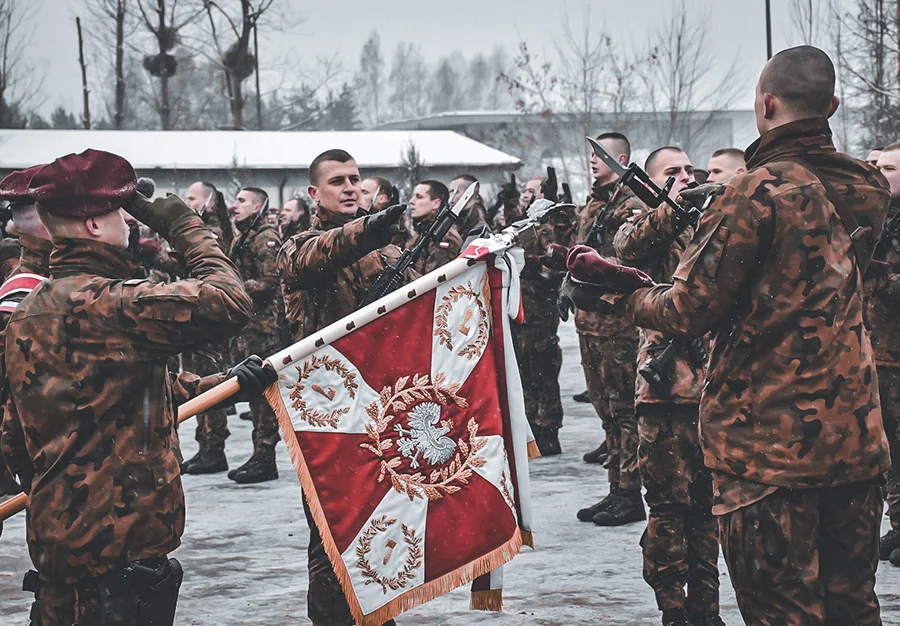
[266, 259, 526, 626]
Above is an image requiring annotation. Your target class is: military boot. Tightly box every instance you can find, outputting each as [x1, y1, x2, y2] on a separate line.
[691, 613, 725, 626]
[573, 390, 591, 403]
[592, 488, 645, 526]
[576, 487, 619, 522]
[881, 528, 900, 560]
[239, 411, 252, 421]
[227, 453, 261, 480]
[231, 451, 278, 484]
[582, 441, 608, 464]
[182, 450, 228, 475]
[662, 608, 693, 626]
[537, 426, 562, 456]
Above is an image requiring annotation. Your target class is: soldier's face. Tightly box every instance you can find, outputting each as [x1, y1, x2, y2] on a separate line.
[590, 138, 625, 184]
[410, 184, 441, 220]
[867, 150, 883, 168]
[231, 190, 263, 222]
[310, 160, 361, 214]
[706, 155, 745, 184]
[877, 150, 900, 198]
[184, 183, 210, 214]
[360, 179, 378, 210]
[648, 150, 695, 199]
[522, 179, 540, 206]
[279, 199, 302, 225]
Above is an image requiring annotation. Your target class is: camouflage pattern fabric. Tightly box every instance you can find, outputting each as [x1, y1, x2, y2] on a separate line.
[182, 347, 230, 454]
[0, 236, 22, 280]
[514, 325, 563, 430]
[624, 118, 891, 491]
[637, 403, 718, 614]
[880, 366, 900, 529]
[579, 335, 640, 491]
[279, 205, 416, 624]
[404, 221, 463, 275]
[3, 211, 251, 585]
[863, 199, 900, 369]
[718, 480, 882, 625]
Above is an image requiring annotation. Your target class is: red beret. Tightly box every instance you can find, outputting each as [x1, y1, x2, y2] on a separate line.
[28, 149, 137, 218]
[0, 164, 45, 204]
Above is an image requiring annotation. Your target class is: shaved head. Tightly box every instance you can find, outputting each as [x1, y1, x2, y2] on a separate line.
[759, 46, 835, 118]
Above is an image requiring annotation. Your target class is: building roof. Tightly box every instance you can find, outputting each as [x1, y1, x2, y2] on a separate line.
[0, 129, 522, 171]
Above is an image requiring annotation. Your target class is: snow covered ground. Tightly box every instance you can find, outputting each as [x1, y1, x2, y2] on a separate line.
[3, 319, 900, 624]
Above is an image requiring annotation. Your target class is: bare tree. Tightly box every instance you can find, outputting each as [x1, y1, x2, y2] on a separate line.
[0, 0, 43, 128]
[135, 0, 202, 129]
[76, 17, 91, 129]
[84, 0, 133, 129]
[387, 42, 428, 121]
[791, 0, 822, 45]
[355, 30, 383, 127]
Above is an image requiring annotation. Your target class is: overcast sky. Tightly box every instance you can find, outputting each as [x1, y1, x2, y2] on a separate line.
[28, 0, 807, 118]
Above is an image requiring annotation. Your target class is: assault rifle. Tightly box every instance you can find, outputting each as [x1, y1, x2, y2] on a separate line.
[358, 181, 479, 309]
[586, 137, 714, 230]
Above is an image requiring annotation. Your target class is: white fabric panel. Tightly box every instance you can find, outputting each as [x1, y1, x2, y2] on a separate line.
[277, 345, 379, 434]
[470, 434, 517, 518]
[341, 487, 430, 614]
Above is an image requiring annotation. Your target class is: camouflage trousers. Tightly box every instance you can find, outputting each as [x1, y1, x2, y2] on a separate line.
[637, 403, 718, 613]
[579, 334, 640, 491]
[183, 347, 230, 454]
[514, 323, 564, 430]
[879, 366, 900, 528]
[719, 480, 882, 626]
[232, 335, 281, 456]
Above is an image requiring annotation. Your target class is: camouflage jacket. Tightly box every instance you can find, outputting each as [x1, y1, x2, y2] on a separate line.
[623, 118, 891, 489]
[519, 202, 576, 329]
[230, 214, 283, 341]
[864, 198, 900, 369]
[405, 220, 463, 275]
[278, 206, 415, 340]
[615, 198, 703, 406]
[576, 182, 643, 339]
[3, 211, 251, 583]
[0, 237, 22, 280]
[201, 199, 234, 253]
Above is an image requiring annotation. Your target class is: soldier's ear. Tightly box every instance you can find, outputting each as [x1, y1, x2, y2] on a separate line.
[308, 185, 319, 205]
[827, 96, 840, 119]
[85, 217, 101, 236]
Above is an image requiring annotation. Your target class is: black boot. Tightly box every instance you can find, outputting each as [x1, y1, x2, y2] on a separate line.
[227, 453, 259, 480]
[231, 451, 278, 484]
[182, 450, 228, 475]
[180, 451, 203, 474]
[576, 487, 619, 522]
[691, 613, 726, 626]
[239, 411, 252, 421]
[573, 390, 591, 403]
[225, 405, 237, 416]
[882, 528, 900, 560]
[537, 426, 561, 456]
[592, 488, 645, 526]
[582, 441, 608, 464]
[662, 608, 692, 626]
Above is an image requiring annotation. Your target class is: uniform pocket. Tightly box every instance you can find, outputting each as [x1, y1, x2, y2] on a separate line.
[674, 211, 729, 284]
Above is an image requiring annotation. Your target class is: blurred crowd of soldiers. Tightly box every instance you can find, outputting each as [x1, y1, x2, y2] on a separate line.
[0, 42, 897, 626]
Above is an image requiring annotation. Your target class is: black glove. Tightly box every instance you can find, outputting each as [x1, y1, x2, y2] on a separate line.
[228, 355, 278, 403]
[677, 183, 724, 212]
[123, 192, 194, 241]
[541, 166, 559, 202]
[364, 204, 405, 248]
[497, 175, 519, 206]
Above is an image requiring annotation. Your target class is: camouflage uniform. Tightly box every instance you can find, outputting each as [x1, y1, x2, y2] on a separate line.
[405, 220, 463, 275]
[624, 118, 890, 624]
[516, 202, 575, 438]
[185, 201, 236, 456]
[230, 213, 284, 457]
[576, 182, 641, 492]
[0, 236, 22, 280]
[2, 212, 250, 620]
[279, 205, 414, 626]
[614, 190, 718, 614]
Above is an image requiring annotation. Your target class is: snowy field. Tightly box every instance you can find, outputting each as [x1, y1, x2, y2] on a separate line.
[3, 319, 900, 624]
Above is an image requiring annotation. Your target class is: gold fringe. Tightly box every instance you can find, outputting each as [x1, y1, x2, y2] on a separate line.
[264, 386, 524, 626]
[521, 529, 534, 550]
[527, 440, 541, 460]
[470, 589, 503, 612]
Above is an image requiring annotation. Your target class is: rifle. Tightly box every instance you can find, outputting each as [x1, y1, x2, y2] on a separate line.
[358, 181, 479, 309]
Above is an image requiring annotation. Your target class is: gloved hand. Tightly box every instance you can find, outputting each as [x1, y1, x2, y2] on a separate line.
[557, 274, 628, 320]
[676, 183, 724, 212]
[228, 355, 278, 403]
[123, 192, 194, 241]
[567, 245, 654, 291]
[497, 177, 520, 208]
[541, 167, 559, 202]
[364, 204, 406, 248]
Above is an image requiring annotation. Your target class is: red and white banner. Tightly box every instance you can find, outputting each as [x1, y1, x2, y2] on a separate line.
[265, 250, 533, 626]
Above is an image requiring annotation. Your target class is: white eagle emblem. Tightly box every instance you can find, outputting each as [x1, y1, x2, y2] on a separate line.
[394, 402, 457, 469]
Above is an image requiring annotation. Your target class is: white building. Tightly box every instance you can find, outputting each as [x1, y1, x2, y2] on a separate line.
[0, 129, 522, 205]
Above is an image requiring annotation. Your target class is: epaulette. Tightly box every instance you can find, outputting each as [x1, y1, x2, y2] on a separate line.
[0, 273, 47, 314]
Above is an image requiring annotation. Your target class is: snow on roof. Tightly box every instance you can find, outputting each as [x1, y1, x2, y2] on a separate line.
[0, 129, 521, 171]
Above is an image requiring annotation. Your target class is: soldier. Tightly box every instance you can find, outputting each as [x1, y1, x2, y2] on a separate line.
[279, 196, 311, 240]
[180, 181, 236, 474]
[278, 148, 410, 626]
[612, 147, 722, 626]
[406, 180, 463, 274]
[576, 46, 889, 625]
[494, 176, 531, 230]
[705, 148, 746, 184]
[870, 144, 900, 565]
[867, 147, 883, 168]
[1, 149, 273, 625]
[360, 176, 395, 212]
[450, 173, 490, 236]
[226, 186, 285, 484]
[572, 133, 644, 523]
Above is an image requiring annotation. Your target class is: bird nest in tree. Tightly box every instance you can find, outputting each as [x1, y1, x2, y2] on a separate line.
[224, 43, 256, 81]
[143, 53, 177, 78]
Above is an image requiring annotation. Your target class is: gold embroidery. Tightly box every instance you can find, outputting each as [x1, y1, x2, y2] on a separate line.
[355, 515, 423, 594]
[433, 281, 490, 360]
[360, 373, 487, 501]
[289, 354, 358, 428]
[500, 452, 515, 510]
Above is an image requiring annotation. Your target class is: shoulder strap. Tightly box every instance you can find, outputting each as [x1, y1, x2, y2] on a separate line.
[786, 157, 868, 268]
